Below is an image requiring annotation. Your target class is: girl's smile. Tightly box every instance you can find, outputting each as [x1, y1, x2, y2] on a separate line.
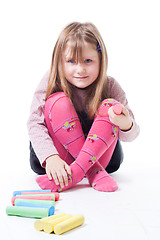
[62, 42, 100, 88]
[73, 76, 88, 80]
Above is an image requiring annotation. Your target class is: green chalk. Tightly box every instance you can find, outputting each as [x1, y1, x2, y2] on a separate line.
[6, 206, 49, 219]
[14, 199, 55, 207]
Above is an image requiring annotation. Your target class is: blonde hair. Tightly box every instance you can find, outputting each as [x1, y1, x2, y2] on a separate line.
[46, 22, 108, 118]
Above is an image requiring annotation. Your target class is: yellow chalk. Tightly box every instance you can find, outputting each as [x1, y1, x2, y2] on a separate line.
[34, 213, 66, 231]
[44, 215, 73, 234]
[54, 215, 85, 235]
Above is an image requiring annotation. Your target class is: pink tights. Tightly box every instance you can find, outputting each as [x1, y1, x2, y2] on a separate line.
[36, 92, 120, 192]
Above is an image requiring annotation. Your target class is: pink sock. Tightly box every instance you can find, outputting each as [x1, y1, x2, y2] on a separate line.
[86, 162, 118, 192]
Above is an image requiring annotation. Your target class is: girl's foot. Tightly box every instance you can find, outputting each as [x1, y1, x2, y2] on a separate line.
[86, 162, 118, 192]
[36, 162, 85, 192]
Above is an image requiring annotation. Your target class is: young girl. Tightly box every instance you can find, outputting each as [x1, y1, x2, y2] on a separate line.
[27, 22, 139, 192]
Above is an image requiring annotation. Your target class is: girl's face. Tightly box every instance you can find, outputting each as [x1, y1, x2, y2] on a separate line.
[62, 42, 100, 88]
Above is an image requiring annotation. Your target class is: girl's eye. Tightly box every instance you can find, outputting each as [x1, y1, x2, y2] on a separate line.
[85, 59, 92, 63]
[68, 60, 75, 63]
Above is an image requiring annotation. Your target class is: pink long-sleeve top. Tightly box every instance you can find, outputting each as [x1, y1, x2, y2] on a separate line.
[27, 71, 140, 166]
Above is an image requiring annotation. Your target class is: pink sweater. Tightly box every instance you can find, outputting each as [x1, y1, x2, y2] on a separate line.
[27, 71, 140, 166]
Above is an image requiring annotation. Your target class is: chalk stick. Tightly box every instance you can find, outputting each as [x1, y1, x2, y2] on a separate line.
[44, 215, 73, 233]
[54, 215, 85, 235]
[12, 193, 59, 205]
[6, 206, 49, 219]
[25, 193, 59, 201]
[113, 103, 122, 115]
[13, 192, 59, 201]
[16, 192, 59, 200]
[13, 190, 51, 196]
[14, 201, 55, 216]
[34, 213, 66, 231]
[15, 199, 55, 207]
[12, 195, 53, 205]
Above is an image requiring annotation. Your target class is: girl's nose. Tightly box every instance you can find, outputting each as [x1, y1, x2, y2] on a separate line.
[76, 63, 85, 74]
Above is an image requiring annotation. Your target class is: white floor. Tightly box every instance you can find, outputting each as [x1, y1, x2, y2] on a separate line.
[1, 133, 160, 240]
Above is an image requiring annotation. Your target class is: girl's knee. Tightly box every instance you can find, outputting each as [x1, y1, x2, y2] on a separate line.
[97, 98, 120, 117]
[44, 92, 78, 126]
[45, 92, 73, 115]
[101, 98, 120, 108]
[45, 92, 68, 108]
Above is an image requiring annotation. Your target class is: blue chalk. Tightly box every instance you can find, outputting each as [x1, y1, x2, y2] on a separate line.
[13, 190, 51, 196]
[15, 201, 55, 216]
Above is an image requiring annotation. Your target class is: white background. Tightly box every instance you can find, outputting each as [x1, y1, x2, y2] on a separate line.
[0, 0, 160, 239]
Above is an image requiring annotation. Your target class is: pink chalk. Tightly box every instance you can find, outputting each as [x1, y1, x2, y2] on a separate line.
[11, 194, 59, 206]
[20, 192, 59, 201]
[113, 103, 122, 115]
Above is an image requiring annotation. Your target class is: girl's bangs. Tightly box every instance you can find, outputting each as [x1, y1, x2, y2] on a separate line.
[64, 37, 85, 62]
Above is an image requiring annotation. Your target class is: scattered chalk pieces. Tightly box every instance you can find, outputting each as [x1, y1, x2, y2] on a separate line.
[7, 190, 85, 234]
[7, 190, 58, 219]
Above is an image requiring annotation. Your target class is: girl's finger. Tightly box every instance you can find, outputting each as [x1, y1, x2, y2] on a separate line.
[108, 106, 114, 119]
[56, 171, 65, 189]
[51, 170, 59, 185]
[46, 169, 52, 180]
[61, 168, 69, 187]
[64, 163, 72, 175]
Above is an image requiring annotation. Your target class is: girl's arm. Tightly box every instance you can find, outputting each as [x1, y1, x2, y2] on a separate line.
[107, 76, 140, 141]
[27, 71, 59, 167]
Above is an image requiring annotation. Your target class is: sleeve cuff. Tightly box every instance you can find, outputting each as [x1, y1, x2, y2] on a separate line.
[119, 121, 140, 142]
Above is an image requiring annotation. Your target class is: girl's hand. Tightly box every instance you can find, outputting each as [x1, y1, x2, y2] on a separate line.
[108, 105, 133, 131]
[45, 155, 72, 189]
